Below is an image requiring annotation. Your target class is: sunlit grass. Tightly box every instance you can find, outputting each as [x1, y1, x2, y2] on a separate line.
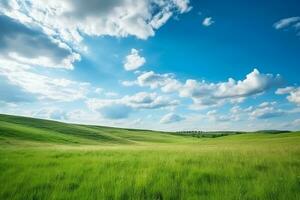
[0, 114, 299, 199]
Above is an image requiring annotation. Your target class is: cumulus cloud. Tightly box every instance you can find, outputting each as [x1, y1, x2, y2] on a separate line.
[206, 109, 239, 122]
[124, 49, 146, 71]
[121, 71, 172, 91]
[276, 86, 300, 106]
[124, 69, 282, 109]
[129, 71, 181, 92]
[0, 0, 191, 77]
[0, 0, 191, 45]
[197, 69, 281, 99]
[0, 0, 191, 110]
[0, 62, 89, 102]
[228, 102, 285, 120]
[86, 92, 179, 119]
[0, 1, 190, 71]
[202, 17, 214, 27]
[0, 15, 80, 70]
[160, 113, 185, 124]
[137, 71, 172, 88]
[273, 16, 300, 35]
[250, 106, 284, 119]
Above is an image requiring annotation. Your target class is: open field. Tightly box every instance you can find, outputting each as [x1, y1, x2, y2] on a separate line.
[0, 114, 299, 200]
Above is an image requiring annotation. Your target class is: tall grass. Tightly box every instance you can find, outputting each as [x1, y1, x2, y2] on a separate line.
[0, 114, 299, 199]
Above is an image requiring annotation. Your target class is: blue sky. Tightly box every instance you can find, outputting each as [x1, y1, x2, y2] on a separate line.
[0, 0, 299, 131]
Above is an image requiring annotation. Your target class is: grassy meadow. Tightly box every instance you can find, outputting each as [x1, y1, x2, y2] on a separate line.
[0, 114, 299, 199]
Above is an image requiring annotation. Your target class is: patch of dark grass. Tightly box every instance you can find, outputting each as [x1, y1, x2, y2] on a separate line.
[254, 164, 269, 172]
[54, 172, 66, 181]
[197, 172, 226, 184]
[66, 182, 80, 192]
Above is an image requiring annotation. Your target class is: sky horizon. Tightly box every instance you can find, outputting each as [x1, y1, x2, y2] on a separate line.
[0, 0, 300, 131]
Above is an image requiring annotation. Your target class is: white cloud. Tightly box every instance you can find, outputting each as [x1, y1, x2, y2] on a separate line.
[0, 62, 89, 102]
[0, 75, 35, 103]
[66, 109, 102, 124]
[206, 109, 239, 122]
[258, 101, 277, 108]
[87, 100, 132, 119]
[121, 92, 179, 109]
[126, 69, 282, 109]
[94, 87, 104, 94]
[33, 108, 68, 121]
[230, 106, 241, 114]
[276, 86, 300, 106]
[124, 49, 146, 71]
[86, 92, 179, 119]
[180, 68, 282, 108]
[160, 112, 185, 124]
[150, 10, 173, 29]
[205, 69, 281, 98]
[290, 119, 300, 128]
[105, 92, 119, 98]
[279, 118, 300, 131]
[136, 71, 181, 91]
[121, 80, 137, 87]
[137, 71, 171, 88]
[250, 106, 284, 119]
[0, 15, 80, 70]
[33, 108, 105, 124]
[286, 90, 300, 105]
[227, 102, 287, 120]
[273, 16, 300, 35]
[276, 86, 295, 94]
[0, 0, 191, 46]
[294, 22, 300, 29]
[273, 17, 300, 29]
[129, 118, 143, 126]
[202, 17, 214, 27]
[173, 0, 192, 13]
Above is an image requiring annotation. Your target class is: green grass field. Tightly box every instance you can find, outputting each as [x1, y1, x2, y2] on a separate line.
[0, 114, 299, 200]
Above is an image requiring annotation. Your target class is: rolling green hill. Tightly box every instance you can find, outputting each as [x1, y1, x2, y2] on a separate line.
[0, 114, 299, 200]
[0, 114, 191, 146]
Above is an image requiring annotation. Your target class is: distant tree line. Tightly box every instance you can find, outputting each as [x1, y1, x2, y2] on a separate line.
[172, 131, 243, 138]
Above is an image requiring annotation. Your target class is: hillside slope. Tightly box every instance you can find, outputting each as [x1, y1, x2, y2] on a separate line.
[0, 114, 190, 145]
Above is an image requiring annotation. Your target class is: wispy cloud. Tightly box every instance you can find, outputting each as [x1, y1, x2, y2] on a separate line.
[274, 17, 300, 29]
[273, 16, 300, 35]
[0, 63, 89, 102]
[202, 17, 214, 27]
